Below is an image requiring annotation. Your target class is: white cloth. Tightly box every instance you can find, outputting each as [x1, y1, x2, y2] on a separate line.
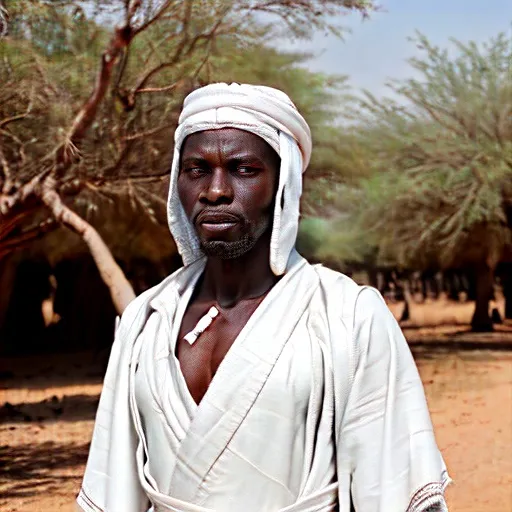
[167, 83, 311, 276]
[77, 253, 450, 512]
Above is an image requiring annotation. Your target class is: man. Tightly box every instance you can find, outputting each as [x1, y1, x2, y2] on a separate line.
[77, 83, 450, 512]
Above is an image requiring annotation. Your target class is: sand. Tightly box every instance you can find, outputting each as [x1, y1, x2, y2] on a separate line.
[1, 322, 512, 511]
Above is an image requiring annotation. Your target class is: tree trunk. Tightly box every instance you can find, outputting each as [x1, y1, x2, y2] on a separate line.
[400, 278, 412, 322]
[503, 267, 512, 320]
[41, 183, 135, 315]
[0, 255, 19, 339]
[367, 267, 378, 289]
[471, 262, 494, 332]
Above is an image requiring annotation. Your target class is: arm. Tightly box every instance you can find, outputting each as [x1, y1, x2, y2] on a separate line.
[77, 308, 150, 512]
[342, 288, 450, 512]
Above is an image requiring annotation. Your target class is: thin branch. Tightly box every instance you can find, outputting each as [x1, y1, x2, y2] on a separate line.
[141, 31, 182, 67]
[133, 1, 193, 92]
[0, 219, 57, 260]
[0, 169, 50, 216]
[133, 0, 176, 36]
[87, 168, 170, 186]
[52, 23, 135, 179]
[122, 122, 174, 141]
[65, 27, 133, 144]
[0, 106, 31, 130]
[134, 61, 178, 91]
[96, 139, 135, 177]
[136, 81, 180, 95]
[133, 7, 224, 97]
[0, 145, 11, 192]
[0, 204, 40, 241]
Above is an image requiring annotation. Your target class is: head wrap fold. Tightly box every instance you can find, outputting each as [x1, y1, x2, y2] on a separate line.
[167, 83, 312, 275]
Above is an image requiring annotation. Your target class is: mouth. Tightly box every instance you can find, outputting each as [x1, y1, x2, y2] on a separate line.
[197, 211, 240, 224]
[196, 211, 241, 234]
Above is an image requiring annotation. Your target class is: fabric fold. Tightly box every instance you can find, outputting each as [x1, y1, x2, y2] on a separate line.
[78, 82, 449, 512]
[78, 256, 450, 512]
[167, 83, 310, 275]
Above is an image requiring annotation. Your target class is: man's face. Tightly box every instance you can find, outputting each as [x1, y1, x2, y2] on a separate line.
[177, 128, 280, 259]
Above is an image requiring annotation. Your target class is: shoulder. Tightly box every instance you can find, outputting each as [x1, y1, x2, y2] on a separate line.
[314, 264, 360, 297]
[116, 264, 190, 334]
[313, 264, 388, 319]
[312, 264, 399, 360]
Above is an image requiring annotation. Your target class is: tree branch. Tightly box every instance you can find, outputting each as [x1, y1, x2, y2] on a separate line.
[122, 122, 174, 141]
[0, 218, 57, 261]
[0, 170, 50, 216]
[0, 100, 32, 130]
[0, 145, 11, 193]
[53, 23, 135, 179]
[0, 203, 40, 241]
[133, 0, 177, 36]
[40, 179, 136, 314]
[88, 172, 170, 187]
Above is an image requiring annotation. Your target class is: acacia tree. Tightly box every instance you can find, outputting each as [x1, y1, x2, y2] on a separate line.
[0, 0, 375, 314]
[350, 32, 512, 331]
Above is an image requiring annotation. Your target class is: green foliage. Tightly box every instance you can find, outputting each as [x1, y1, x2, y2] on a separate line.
[1, 0, 373, 264]
[350, 32, 512, 269]
[297, 214, 372, 266]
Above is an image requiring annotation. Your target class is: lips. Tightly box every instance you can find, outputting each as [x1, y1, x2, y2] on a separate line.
[195, 210, 242, 235]
[196, 211, 241, 225]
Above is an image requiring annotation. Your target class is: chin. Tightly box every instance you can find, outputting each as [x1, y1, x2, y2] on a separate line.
[200, 236, 257, 259]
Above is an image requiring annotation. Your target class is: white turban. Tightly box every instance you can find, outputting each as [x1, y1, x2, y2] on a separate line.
[167, 83, 312, 275]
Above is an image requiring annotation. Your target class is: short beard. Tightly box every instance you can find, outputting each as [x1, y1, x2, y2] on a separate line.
[200, 234, 257, 260]
[199, 215, 271, 260]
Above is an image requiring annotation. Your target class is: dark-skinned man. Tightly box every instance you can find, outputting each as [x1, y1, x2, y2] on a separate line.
[78, 84, 450, 512]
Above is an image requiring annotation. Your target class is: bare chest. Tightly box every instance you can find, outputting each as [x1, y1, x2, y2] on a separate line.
[176, 298, 265, 405]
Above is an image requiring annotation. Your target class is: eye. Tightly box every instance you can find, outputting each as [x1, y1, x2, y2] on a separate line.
[236, 166, 261, 176]
[182, 167, 209, 178]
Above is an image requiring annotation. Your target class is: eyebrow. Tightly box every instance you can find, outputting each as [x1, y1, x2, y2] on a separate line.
[180, 156, 207, 165]
[180, 154, 268, 166]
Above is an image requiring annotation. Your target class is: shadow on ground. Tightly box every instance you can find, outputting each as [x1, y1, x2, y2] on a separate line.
[0, 351, 108, 391]
[0, 441, 88, 499]
[0, 394, 100, 423]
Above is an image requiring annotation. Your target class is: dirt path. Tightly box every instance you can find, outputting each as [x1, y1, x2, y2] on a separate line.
[414, 349, 512, 511]
[1, 349, 511, 512]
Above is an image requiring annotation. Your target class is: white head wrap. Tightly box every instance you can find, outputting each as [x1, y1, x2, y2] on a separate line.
[167, 83, 312, 275]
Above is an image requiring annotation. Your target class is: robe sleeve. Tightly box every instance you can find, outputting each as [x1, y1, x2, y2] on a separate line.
[76, 309, 150, 512]
[342, 287, 450, 512]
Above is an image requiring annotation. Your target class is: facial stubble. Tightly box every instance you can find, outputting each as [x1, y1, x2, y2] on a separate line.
[199, 211, 273, 260]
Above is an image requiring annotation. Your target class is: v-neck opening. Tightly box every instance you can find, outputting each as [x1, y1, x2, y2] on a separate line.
[170, 273, 276, 410]
[168, 253, 306, 411]
[168, 271, 203, 414]
[166, 253, 319, 501]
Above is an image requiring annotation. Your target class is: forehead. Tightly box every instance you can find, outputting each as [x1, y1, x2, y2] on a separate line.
[180, 128, 278, 160]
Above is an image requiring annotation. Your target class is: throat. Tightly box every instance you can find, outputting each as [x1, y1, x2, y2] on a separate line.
[200, 242, 280, 308]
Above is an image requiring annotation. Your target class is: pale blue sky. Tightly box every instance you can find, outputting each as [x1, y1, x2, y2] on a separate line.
[282, 0, 512, 98]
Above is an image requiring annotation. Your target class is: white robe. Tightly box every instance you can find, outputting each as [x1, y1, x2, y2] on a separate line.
[77, 252, 450, 512]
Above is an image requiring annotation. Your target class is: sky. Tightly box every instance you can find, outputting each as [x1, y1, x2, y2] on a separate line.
[281, 0, 512, 99]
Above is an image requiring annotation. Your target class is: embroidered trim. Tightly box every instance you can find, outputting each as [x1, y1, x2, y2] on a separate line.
[77, 487, 104, 512]
[406, 471, 451, 512]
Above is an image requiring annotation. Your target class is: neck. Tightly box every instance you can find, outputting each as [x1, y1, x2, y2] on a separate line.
[199, 232, 280, 308]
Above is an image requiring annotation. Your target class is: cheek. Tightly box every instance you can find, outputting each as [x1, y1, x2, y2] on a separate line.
[177, 180, 196, 215]
[237, 179, 276, 216]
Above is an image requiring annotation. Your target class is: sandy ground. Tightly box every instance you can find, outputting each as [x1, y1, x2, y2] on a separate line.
[1, 312, 512, 511]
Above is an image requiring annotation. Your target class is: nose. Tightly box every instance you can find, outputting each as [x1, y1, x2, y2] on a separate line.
[199, 168, 233, 205]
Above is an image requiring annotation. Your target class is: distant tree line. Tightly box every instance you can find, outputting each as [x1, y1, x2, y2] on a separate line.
[0, 0, 374, 352]
[0, 2, 510, 356]
[300, 31, 512, 331]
